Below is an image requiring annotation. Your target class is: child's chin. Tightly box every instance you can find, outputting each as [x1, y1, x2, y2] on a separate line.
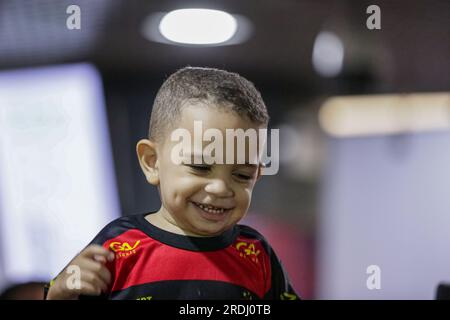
[195, 228, 225, 237]
[190, 220, 230, 237]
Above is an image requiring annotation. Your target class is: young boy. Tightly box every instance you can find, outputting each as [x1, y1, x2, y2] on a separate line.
[45, 67, 299, 300]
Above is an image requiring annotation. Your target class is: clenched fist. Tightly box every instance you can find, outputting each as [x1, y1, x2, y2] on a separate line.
[46, 245, 114, 300]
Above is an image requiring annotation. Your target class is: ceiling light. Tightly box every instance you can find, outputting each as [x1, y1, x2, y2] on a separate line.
[158, 9, 237, 45]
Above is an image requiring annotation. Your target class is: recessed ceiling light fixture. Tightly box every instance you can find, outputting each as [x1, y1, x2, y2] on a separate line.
[157, 8, 237, 45]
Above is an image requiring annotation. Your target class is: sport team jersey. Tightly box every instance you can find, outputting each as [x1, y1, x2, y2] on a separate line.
[50, 212, 300, 300]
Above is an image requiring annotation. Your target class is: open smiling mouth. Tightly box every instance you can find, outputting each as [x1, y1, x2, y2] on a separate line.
[191, 201, 233, 215]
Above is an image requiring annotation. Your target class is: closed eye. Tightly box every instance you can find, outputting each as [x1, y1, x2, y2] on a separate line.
[233, 172, 253, 181]
[185, 164, 211, 172]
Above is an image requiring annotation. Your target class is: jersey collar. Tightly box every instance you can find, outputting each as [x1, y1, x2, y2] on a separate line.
[134, 212, 238, 251]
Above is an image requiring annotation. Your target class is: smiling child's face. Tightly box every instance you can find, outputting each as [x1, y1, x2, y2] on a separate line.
[148, 104, 264, 237]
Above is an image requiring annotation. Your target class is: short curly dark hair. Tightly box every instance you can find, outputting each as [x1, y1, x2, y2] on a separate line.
[148, 67, 269, 142]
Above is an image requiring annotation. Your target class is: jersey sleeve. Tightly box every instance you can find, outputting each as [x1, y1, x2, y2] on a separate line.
[77, 219, 127, 299]
[264, 247, 300, 300]
[237, 224, 300, 300]
[44, 217, 128, 300]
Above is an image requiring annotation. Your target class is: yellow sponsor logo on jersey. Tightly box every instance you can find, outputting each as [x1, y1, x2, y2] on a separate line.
[136, 296, 152, 300]
[235, 241, 260, 263]
[280, 292, 298, 300]
[109, 240, 141, 258]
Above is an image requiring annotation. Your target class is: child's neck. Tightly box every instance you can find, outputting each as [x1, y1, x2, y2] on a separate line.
[145, 206, 211, 237]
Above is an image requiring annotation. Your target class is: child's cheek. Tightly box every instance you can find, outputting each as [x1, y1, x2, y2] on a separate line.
[170, 177, 197, 204]
[242, 188, 253, 207]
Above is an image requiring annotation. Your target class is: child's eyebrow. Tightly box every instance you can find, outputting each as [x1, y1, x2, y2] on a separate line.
[180, 152, 204, 162]
[181, 152, 262, 167]
[241, 163, 259, 168]
[234, 163, 261, 172]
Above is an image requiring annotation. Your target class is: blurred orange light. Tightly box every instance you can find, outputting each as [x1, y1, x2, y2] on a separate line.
[319, 93, 450, 137]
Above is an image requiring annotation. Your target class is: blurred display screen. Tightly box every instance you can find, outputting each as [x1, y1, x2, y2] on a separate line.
[0, 64, 120, 287]
[318, 131, 450, 299]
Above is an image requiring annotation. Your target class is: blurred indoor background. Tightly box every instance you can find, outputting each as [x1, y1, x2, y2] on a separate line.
[0, 0, 449, 299]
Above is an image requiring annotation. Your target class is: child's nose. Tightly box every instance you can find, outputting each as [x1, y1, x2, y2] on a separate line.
[204, 179, 234, 197]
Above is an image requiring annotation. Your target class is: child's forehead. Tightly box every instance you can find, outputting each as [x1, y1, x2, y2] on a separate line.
[177, 103, 261, 130]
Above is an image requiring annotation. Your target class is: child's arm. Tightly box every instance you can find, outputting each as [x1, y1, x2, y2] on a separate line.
[45, 245, 114, 300]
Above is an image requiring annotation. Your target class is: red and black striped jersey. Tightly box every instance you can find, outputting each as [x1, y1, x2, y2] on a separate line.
[81, 212, 299, 300]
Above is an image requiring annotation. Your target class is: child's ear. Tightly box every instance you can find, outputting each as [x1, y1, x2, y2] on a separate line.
[136, 139, 160, 185]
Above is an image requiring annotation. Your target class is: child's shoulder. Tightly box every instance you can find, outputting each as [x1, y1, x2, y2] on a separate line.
[100, 213, 141, 232]
[89, 213, 143, 246]
[235, 223, 265, 239]
[235, 224, 274, 250]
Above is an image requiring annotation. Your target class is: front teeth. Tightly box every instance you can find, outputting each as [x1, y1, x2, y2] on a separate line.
[196, 202, 225, 214]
